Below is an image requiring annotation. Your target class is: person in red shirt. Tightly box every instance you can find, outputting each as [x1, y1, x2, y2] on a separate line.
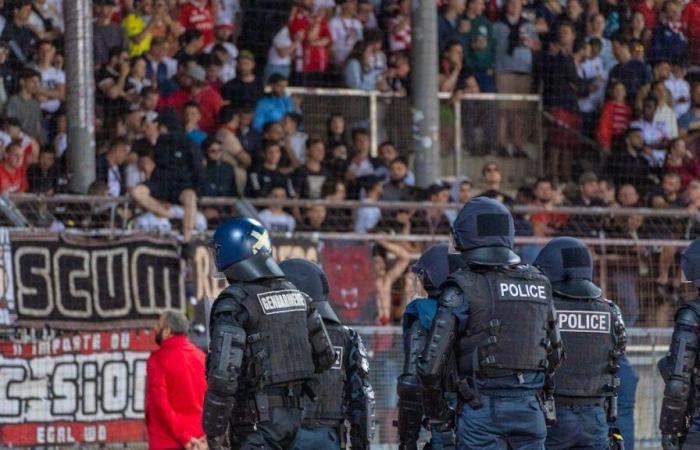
[145, 310, 207, 450]
[288, 0, 333, 85]
[179, 0, 216, 46]
[632, 0, 657, 29]
[597, 81, 633, 153]
[187, 63, 223, 133]
[682, 0, 700, 65]
[0, 142, 30, 193]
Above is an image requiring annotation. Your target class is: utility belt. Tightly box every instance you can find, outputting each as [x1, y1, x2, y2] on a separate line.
[236, 384, 308, 423]
[554, 395, 605, 408]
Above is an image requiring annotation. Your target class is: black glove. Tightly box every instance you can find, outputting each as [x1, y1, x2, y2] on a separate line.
[207, 434, 226, 450]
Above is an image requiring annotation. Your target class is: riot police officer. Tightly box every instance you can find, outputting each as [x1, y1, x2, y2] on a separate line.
[417, 197, 563, 449]
[659, 237, 700, 449]
[397, 243, 456, 450]
[533, 237, 626, 450]
[279, 258, 376, 450]
[201, 217, 336, 449]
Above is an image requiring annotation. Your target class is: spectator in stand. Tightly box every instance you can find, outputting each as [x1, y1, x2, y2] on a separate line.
[96, 137, 130, 197]
[345, 40, 386, 91]
[493, 0, 539, 157]
[199, 136, 236, 198]
[258, 186, 296, 232]
[321, 177, 351, 230]
[650, 0, 687, 66]
[282, 112, 307, 164]
[326, 112, 350, 150]
[325, 142, 349, 180]
[329, 0, 363, 69]
[5, 68, 42, 143]
[650, 171, 684, 299]
[204, 24, 237, 83]
[289, 0, 333, 86]
[630, 96, 670, 161]
[386, 0, 411, 55]
[445, 177, 474, 223]
[666, 60, 690, 118]
[629, 12, 652, 50]
[215, 105, 250, 194]
[265, 23, 303, 84]
[0, 42, 14, 112]
[374, 141, 414, 184]
[130, 110, 204, 243]
[27, 147, 56, 195]
[97, 48, 132, 127]
[93, 0, 129, 69]
[345, 128, 375, 187]
[529, 177, 568, 237]
[373, 240, 411, 326]
[358, 0, 378, 29]
[145, 311, 206, 450]
[126, 56, 153, 106]
[411, 183, 452, 235]
[252, 74, 296, 132]
[560, 0, 587, 37]
[354, 175, 383, 233]
[144, 37, 178, 96]
[587, 13, 615, 71]
[184, 63, 223, 134]
[649, 80, 679, 140]
[182, 101, 207, 145]
[683, 0, 700, 65]
[178, 0, 215, 46]
[2, 0, 38, 71]
[478, 161, 514, 204]
[464, 0, 495, 92]
[664, 137, 700, 189]
[245, 140, 295, 198]
[220, 49, 262, 110]
[540, 22, 581, 182]
[573, 171, 605, 206]
[380, 157, 415, 202]
[597, 81, 632, 153]
[125, 144, 156, 191]
[607, 127, 657, 195]
[679, 83, 700, 138]
[122, 0, 160, 57]
[0, 142, 29, 193]
[577, 38, 607, 136]
[174, 29, 204, 68]
[633, 0, 657, 30]
[438, 0, 467, 53]
[609, 34, 652, 104]
[297, 204, 333, 231]
[294, 137, 327, 199]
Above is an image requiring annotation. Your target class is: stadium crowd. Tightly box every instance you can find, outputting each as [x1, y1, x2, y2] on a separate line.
[0, 0, 696, 324]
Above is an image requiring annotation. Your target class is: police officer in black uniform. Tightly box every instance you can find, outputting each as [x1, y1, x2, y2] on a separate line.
[417, 197, 563, 449]
[201, 217, 336, 449]
[533, 237, 626, 450]
[279, 258, 376, 450]
[659, 237, 700, 450]
[397, 243, 456, 450]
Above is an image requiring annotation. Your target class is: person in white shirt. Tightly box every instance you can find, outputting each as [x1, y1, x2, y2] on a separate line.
[665, 61, 691, 117]
[329, 0, 364, 67]
[651, 80, 679, 139]
[283, 112, 308, 164]
[631, 95, 670, 164]
[258, 186, 297, 232]
[576, 39, 607, 115]
[33, 40, 65, 114]
[216, 0, 241, 30]
[354, 176, 383, 233]
[204, 23, 238, 82]
[265, 24, 303, 84]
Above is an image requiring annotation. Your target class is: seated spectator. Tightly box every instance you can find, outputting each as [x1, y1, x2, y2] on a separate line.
[289, 0, 333, 86]
[385, 51, 411, 94]
[380, 157, 415, 202]
[329, 0, 364, 68]
[93, 0, 129, 69]
[33, 40, 65, 118]
[96, 137, 130, 197]
[649, 0, 687, 66]
[5, 69, 43, 143]
[663, 137, 700, 189]
[599, 177, 617, 206]
[321, 178, 352, 231]
[297, 205, 333, 231]
[0, 142, 29, 193]
[684, 178, 700, 239]
[354, 175, 383, 233]
[326, 113, 350, 150]
[572, 171, 605, 206]
[446, 177, 473, 223]
[386, 0, 411, 55]
[665, 61, 690, 118]
[125, 144, 156, 191]
[609, 34, 652, 104]
[258, 186, 296, 232]
[607, 127, 658, 196]
[410, 183, 452, 235]
[0, 42, 15, 112]
[245, 141, 295, 198]
[345, 40, 386, 91]
[294, 137, 327, 199]
[438, 0, 467, 52]
[374, 141, 414, 184]
[205, 26, 238, 84]
[597, 81, 633, 153]
[215, 106, 251, 194]
[650, 81, 679, 140]
[2, 0, 38, 71]
[264, 22, 302, 84]
[587, 13, 615, 70]
[477, 161, 514, 204]
[325, 142, 349, 180]
[282, 112, 308, 164]
[630, 11, 653, 49]
[345, 128, 375, 185]
[529, 177, 568, 237]
[679, 82, 700, 139]
[27, 147, 57, 195]
[179, 0, 215, 46]
[631, 96, 671, 162]
[130, 110, 204, 243]
[199, 137, 236, 197]
[221, 50, 263, 110]
[253, 74, 296, 132]
[182, 101, 207, 145]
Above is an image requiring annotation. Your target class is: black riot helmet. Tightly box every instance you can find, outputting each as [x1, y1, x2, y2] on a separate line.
[412, 244, 450, 297]
[681, 237, 700, 288]
[279, 258, 341, 324]
[534, 236, 602, 299]
[451, 197, 521, 266]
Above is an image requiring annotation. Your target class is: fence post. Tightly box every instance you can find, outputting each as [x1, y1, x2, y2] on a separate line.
[369, 91, 379, 158]
[64, 0, 96, 194]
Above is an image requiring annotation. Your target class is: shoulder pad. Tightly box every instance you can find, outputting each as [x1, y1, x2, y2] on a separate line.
[676, 306, 700, 325]
[221, 284, 247, 300]
[438, 284, 463, 308]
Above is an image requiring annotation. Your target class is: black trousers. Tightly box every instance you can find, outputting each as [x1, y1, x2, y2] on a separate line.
[230, 407, 303, 449]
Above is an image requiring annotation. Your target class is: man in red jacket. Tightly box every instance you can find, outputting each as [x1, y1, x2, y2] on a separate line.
[146, 311, 207, 450]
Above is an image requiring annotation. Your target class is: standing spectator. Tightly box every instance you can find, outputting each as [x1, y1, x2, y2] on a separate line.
[0, 142, 30, 193]
[354, 175, 383, 232]
[540, 22, 581, 182]
[0, 42, 15, 112]
[666, 61, 690, 118]
[199, 137, 237, 197]
[5, 69, 42, 142]
[529, 177, 568, 237]
[630, 11, 653, 49]
[679, 83, 700, 138]
[650, 0, 687, 66]
[630, 96, 670, 158]
[204, 24, 238, 83]
[186, 63, 223, 134]
[608, 34, 652, 104]
[220, 50, 263, 110]
[289, 0, 333, 86]
[145, 311, 206, 450]
[386, 0, 411, 54]
[493, 0, 539, 157]
[252, 74, 296, 132]
[464, 0, 496, 92]
[294, 137, 327, 199]
[587, 13, 615, 71]
[215, 105, 250, 194]
[597, 81, 632, 153]
[96, 137, 130, 197]
[651, 80, 679, 140]
[478, 161, 514, 204]
[345, 128, 375, 185]
[650, 171, 684, 298]
[607, 127, 657, 195]
[178, 0, 216, 46]
[27, 147, 56, 195]
[345, 40, 386, 91]
[33, 39, 64, 118]
[2, 0, 38, 71]
[329, 0, 363, 68]
[144, 37, 178, 96]
[122, 0, 160, 57]
[663, 137, 700, 189]
[282, 112, 307, 164]
[577, 38, 607, 135]
[326, 112, 350, 149]
[438, 0, 468, 53]
[93, 0, 129, 69]
[258, 186, 296, 232]
[182, 101, 207, 145]
[682, 0, 700, 67]
[245, 141, 295, 198]
[265, 24, 302, 84]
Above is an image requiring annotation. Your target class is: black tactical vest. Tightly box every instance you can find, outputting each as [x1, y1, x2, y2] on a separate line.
[452, 266, 552, 377]
[235, 279, 316, 389]
[554, 295, 619, 398]
[304, 322, 347, 421]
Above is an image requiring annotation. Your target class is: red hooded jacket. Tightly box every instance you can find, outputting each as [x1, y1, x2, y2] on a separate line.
[145, 335, 207, 449]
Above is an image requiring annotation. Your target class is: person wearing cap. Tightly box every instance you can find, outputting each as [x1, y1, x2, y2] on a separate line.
[658, 236, 700, 449]
[397, 244, 457, 450]
[280, 259, 375, 450]
[252, 73, 296, 132]
[417, 197, 562, 449]
[533, 237, 626, 450]
[186, 62, 223, 134]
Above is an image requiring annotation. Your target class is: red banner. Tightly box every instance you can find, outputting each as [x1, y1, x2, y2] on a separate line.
[0, 330, 156, 446]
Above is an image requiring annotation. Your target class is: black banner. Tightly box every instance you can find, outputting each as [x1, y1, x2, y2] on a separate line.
[11, 233, 185, 329]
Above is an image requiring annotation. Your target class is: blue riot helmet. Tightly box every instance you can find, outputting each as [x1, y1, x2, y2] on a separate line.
[210, 217, 284, 281]
[412, 244, 450, 297]
[534, 236, 602, 299]
[279, 258, 341, 323]
[451, 197, 521, 266]
[681, 237, 700, 288]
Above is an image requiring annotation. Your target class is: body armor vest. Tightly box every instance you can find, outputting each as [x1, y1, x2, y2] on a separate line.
[553, 295, 617, 398]
[452, 266, 552, 377]
[304, 322, 347, 421]
[235, 279, 316, 390]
